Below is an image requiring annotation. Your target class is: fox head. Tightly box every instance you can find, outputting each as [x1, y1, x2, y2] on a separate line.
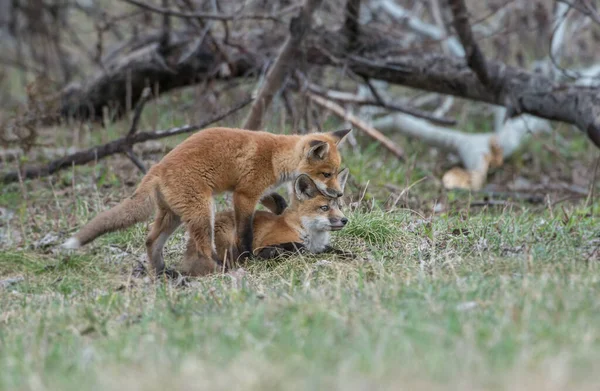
[291, 168, 350, 232]
[297, 128, 351, 198]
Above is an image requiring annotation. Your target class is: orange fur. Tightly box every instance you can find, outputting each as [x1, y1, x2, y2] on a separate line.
[63, 127, 351, 276]
[183, 170, 350, 275]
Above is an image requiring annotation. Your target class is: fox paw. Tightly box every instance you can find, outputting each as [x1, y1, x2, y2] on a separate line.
[261, 247, 283, 259]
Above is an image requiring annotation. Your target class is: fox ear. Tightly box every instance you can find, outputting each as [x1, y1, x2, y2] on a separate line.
[294, 174, 319, 200]
[329, 128, 352, 146]
[337, 168, 349, 193]
[307, 140, 330, 160]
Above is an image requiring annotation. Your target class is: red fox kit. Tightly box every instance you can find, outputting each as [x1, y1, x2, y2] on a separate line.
[62, 127, 351, 276]
[182, 169, 351, 274]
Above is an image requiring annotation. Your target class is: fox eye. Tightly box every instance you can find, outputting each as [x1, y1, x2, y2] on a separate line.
[320, 205, 330, 211]
[322, 172, 332, 178]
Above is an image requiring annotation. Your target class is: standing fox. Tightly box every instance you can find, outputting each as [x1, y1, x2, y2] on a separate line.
[183, 169, 351, 274]
[62, 127, 351, 276]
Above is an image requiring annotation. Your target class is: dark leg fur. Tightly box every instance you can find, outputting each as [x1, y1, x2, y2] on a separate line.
[270, 193, 288, 215]
[233, 192, 261, 262]
[256, 242, 306, 259]
[238, 215, 254, 261]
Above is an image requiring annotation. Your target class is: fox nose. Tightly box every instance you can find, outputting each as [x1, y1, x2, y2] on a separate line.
[325, 188, 344, 198]
[340, 218, 348, 225]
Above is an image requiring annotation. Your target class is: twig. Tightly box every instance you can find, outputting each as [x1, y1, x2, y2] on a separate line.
[300, 76, 457, 125]
[454, 189, 546, 204]
[127, 87, 152, 137]
[343, 0, 361, 50]
[469, 200, 511, 207]
[307, 93, 404, 160]
[558, 0, 600, 26]
[243, 0, 323, 130]
[2, 98, 253, 184]
[447, 0, 492, 88]
[120, 0, 287, 22]
[159, 0, 171, 53]
[125, 87, 152, 173]
[125, 149, 147, 174]
[587, 156, 600, 214]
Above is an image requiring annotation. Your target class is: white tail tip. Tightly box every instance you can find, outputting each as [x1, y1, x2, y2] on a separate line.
[61, 237, 81, 249]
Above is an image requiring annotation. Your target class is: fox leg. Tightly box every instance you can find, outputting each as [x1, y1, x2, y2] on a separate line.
[232, 192, 261, 261]
[255, 242, 306, 259]
[181, 231, 222, 276]
[145, 207, 181, 275]
[180, 198, 222, 276]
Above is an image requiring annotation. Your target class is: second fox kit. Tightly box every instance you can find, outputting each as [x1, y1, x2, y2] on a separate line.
[183, 169, 351, 274]
[62, 127, 351, 276]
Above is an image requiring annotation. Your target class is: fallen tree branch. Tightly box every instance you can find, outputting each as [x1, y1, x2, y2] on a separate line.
[373, 111, 550, 190]
[375, 0, 464, 56]
[344, 0, 361, 50]
[308, 93, 404, 159]
[307, 39, 600, 147]
[243, 0, 323, 130]
[558, 0, 600, 26]
[40, 20, 600, 147]
[59, 32, 255, 123]
[2, 98, 252, 184]
[297, 75, 457, 125]
[120, 0, 287, 22]
[124, 87, 152, 173]
[446, 0, 493, 88]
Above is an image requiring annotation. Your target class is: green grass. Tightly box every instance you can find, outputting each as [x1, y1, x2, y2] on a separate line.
[1, 84, 600, 389]
[1, 182, 599, 390]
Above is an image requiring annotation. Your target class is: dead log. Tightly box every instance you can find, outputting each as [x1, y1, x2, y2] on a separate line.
[59, 32, 255, 122]
[306, 28, 600, 147]
[44, 21, 600, 148]
[2, 98, 252, 184]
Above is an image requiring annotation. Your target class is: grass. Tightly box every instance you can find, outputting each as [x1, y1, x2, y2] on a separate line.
[1, 79, 600, 390]
[1, 156, 599, 390]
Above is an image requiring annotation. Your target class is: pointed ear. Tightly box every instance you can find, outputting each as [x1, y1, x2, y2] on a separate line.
[337, 168, 349, 193]
[329, 128, 352, 145]
[307, 140, 330, 160]
[294, 174, 319, 200]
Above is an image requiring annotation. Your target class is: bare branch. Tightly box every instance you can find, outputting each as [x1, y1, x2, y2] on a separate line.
[308, 33, 600, 147]
[59, 32, 255, 123]
[299, 75, 454, 126]
[446, 0, 492, 88]
[376, 0, 464, 56]
[125, 149, 147, 173]
[120, 0, 288, 22]
[159, 0, 171, 53]
[124, 87, 152, 173]
[557, 0, 600, 26]
[308, 93, 404, 160]
[2, 98, 253, 184]
[243, 0, 323, 130]
[344, 0, 361, 50]
[127, 87, 152, 137]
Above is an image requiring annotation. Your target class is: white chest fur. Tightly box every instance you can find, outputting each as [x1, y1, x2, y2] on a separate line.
[299, 216, 331, 253]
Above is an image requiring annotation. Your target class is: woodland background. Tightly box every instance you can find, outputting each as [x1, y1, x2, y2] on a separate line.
[0, 1, 599, 390]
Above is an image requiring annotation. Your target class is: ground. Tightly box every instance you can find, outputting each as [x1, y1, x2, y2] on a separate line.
[1, 93, 599, 391]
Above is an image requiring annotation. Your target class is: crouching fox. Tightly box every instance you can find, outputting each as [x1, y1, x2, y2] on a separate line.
[182, 169, 352, 275]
